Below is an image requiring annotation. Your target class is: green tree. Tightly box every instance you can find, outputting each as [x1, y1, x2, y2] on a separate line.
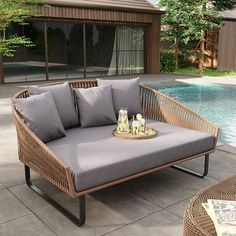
[157, 0, 236, 75]
[0, 0, 43, 57]
[213, 0, 236, 11]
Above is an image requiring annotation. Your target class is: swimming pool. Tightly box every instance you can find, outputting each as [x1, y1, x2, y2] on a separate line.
[146, 80, 236, 146]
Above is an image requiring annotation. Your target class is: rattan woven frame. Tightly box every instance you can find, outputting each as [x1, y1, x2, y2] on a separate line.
[13, 79, 219, 198]
[183, 175, 236, 236]
[12, 79, 219, 225]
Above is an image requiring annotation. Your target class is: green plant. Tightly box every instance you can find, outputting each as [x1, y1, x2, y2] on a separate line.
[0, 0, 44, 57]
[178, 51, 190, 68]
[160, 50, 177, 72]
[155, 0, 236, 75]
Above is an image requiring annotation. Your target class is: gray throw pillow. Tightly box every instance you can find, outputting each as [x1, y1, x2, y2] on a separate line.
[29, 82, 79, 129]
[14, 92, 66, 143]
[97, 78, 142, 117]
[74, 85, 117, 128]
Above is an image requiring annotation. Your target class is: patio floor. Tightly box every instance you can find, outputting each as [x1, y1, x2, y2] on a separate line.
[1, 74, 236, 236]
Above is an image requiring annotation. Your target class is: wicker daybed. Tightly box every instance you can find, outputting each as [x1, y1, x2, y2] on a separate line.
[12, 79, 219, 226]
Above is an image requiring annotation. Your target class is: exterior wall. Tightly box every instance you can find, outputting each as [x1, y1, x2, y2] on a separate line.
[36, 5, 161, 74]
[218, 20, 236, 71]
[0, 5, 162, 84]
[146, 14, 161, 73]
[37, 5, 154, 22]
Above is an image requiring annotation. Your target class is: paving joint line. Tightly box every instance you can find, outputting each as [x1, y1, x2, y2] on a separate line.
[163, 208, 183, 220]
[101, 208, 163, 236]
[0, 213, 32, 225]
[6, 186, 58, 236]
[122, 188, 164, 209]
[216, 148, 236, 156]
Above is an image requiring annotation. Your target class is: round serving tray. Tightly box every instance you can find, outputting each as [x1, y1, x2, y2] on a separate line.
[113, 127, 157, 140]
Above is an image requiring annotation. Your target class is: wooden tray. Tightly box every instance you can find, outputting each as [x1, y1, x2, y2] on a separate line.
[113, 127, 157, 140]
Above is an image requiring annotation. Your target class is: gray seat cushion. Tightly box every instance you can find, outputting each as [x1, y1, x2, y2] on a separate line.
[47, 120, 214, 192]
[74, 85, 117, 128]
[97, 78, 142, 117]
[14, 92, 65, 143]
[29, 82, 79, 129]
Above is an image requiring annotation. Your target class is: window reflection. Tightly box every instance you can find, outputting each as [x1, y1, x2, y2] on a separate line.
[24, 22, 46, 81]
[66, 23, 84, 79]
[47, 22, 67, 80]
[86, 25, 116, 77]
[3, 22, 145, 83]
[3, 25, 26, 82]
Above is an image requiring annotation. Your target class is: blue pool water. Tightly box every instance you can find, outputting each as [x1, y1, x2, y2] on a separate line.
[146, 81, 236, 146]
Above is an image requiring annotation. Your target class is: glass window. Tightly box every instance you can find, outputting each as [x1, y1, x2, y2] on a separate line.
[2, 22, 145, 83]
[24, 21, 46, 81]
[85, 24, 116, 77]
[47, 22, 67, 80]
[3, 25, 26, 83]
[116, 26, 145, 75]
[66, 23, 84, 79]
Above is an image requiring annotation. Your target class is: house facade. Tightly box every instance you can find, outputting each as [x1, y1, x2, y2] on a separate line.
[218, 9, 236, 71]
[0, 0, 163, 84]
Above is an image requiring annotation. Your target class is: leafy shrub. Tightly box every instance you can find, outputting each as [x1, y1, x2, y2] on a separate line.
[160, 50, 176, 72]
[178, 51, 190, 68]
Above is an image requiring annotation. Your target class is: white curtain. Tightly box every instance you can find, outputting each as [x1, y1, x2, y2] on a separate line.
[108, 26, 144, 75]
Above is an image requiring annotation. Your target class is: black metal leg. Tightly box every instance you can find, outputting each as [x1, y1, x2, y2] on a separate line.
[24, 165, 86, 226]
[172, 154, 209, 178]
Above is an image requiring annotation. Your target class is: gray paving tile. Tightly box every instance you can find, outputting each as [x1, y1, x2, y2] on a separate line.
[166, 197, 192, 218]
[121, 168, 216, 208]
[217, 145, 236, 155]
[0, 112, 14, 127]
[34, 178, 68, 200]
[177, 151, 236, 180]
[35, 186, 160, 236]
[0, 214, 56, 236]
[0, 164, 39, 188]
[0, 183, 5, 190]
[10, 184, 50, 214]
[0, 127, 18, 166]
[0, 189, 31, 223]
[0, 146, 19, 167]
[0, 126, 16, 137]
[105, 210, 183, 236]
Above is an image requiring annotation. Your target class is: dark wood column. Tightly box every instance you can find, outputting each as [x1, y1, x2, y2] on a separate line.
[146, 15, 161, 74]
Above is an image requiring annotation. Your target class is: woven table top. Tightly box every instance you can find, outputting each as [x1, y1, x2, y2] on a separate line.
[183, 175, 236, 236]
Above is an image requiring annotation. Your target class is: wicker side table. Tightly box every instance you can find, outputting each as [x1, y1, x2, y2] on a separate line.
[183, 175, 236, 236]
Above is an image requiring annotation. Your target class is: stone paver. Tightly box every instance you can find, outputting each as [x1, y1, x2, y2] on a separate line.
[217, 145, 236, 155]
[121, 168, 216, 208]
[0, 75, 236, 235]
[166, 197, 192, 219]
[177, 150, 236, 181]
[35, 190, 161, 236]
[104, 210, 183, 236]
[10, 184, 50, 214]
[0, 189, 31, 223]
[0, 183, 5, 191]
[0, 164, 39, 188]
[0, 214, 56, 236]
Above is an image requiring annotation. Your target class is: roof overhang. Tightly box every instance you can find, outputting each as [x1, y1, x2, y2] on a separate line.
[45, 0, 165, 15]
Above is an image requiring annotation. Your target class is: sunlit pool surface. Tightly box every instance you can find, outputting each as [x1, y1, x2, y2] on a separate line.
[146, 80, 236, 146]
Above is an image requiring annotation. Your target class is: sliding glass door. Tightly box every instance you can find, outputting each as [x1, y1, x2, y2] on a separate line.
[85, 24, 116, 77]
[66, 23, 84, 79]
[47, 22, 67, 80]
[3, 21, 145, 83]
[3, 22, 47, 82]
